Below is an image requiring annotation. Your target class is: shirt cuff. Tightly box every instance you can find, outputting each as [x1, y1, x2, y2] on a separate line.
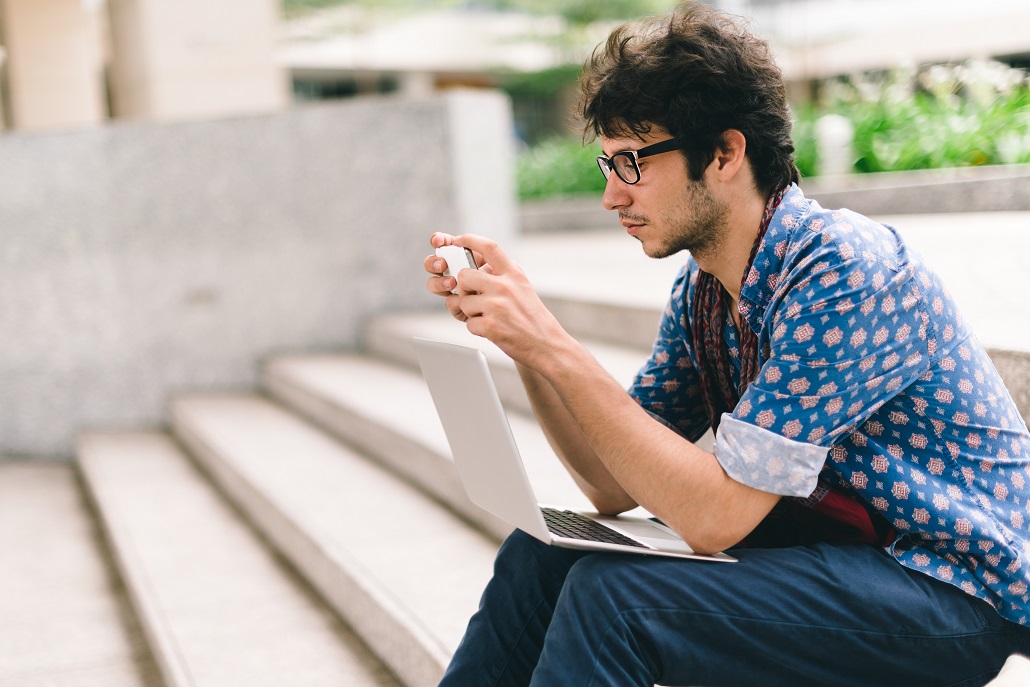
[713, 414, 827, 498]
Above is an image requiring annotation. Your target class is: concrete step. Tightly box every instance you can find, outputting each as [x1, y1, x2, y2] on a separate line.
[513, 228, 682, 351]
[0, 462, 161, 687]
[77, 432, 399, 687]
[361, 311, 714, 452]
[363, 310, 647, 413]
[169, 394, 499, 687]
[262, 351, 593, 542]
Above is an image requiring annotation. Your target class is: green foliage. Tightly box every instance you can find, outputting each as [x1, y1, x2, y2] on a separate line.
[790, 103, 819, 179]
[281, 0, 349, 19]
[282, 0, 676, 22]
[500, 65, 583, 99]
[516, 136, 608, 200]
[845, 89, 1030, 173]
[794, 60, 1030, 176]
[490, 0, 677, 24]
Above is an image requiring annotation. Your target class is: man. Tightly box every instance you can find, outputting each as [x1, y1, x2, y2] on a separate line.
[423, 3, 1030, 685]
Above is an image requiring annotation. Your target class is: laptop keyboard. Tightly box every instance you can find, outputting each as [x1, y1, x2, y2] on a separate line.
[541, 508, 648, 548]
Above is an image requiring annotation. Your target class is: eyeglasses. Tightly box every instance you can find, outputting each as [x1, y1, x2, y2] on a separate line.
[596, 138, 686, 185]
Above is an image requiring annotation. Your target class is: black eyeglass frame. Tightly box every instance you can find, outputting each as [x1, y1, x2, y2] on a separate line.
[595, 137, 687, 185]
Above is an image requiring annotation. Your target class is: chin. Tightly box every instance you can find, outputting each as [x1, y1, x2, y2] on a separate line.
[639, 240, 677, 260]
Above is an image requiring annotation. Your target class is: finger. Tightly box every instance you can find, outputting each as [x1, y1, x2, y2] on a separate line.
[454, 234, 516, 274]
[445, 294, 470, 321]
[430, 232, 456, 249]
[424, 254, 448, 275]
[425, 232, 460, 275]
[455, 291, 485, 319]
[455, 264, 488, 295]
[426, 274, 457, 296]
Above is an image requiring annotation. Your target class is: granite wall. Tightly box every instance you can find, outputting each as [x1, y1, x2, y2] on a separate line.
[0, 90, 517, 458]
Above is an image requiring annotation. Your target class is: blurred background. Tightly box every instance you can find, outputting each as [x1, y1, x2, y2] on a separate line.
[1, 0, 1028, 187]
[3, 4, 1030, 686]
[1, 0, 1029, 462]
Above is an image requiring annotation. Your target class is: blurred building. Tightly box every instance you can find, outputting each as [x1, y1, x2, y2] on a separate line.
[280, 6, 571, 100]
[275, 0, 1030, 142]
[726, 0, 1030, 98]
[3, 0, 1030, 135]
[0, 0, 288, 132]
[277, 5, 592, 145]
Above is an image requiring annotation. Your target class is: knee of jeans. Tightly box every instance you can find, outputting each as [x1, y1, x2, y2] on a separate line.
[494, 529, 584, 581]
[496, 528, 546, 567]
[562, 554, 634, 611]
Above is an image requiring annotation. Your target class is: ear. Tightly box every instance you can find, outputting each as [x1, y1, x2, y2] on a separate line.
[708, 129, 747, 180]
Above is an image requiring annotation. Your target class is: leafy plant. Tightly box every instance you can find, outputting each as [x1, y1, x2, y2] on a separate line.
[799, 60, 1030, 175]
[516, 135, 607, 200]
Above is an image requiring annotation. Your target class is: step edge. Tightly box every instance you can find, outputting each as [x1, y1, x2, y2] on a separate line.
[169, 400, 462, 687]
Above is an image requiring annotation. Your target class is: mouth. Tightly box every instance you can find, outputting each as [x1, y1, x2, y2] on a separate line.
[620, 216, 647, 235]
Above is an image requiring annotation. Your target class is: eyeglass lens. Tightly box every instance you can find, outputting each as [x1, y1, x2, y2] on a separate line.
[596, 152, 640, 184]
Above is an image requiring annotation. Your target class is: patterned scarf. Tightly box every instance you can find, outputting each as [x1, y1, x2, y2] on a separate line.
[691, 187, 785, 433]
[689, 187, 892, 548]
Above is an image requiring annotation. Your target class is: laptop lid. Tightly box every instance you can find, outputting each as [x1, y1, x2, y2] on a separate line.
[413, 336, 736, 563]
[414, 337, 551, 542]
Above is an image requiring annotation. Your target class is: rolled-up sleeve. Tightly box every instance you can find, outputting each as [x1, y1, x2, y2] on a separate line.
[713, 414, 827, 497]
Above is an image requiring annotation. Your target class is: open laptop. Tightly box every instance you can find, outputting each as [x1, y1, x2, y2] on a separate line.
[413, 337, 735, 563]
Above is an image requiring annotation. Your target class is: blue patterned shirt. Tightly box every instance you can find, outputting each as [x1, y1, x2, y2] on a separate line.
[630, 184, 1030, 625]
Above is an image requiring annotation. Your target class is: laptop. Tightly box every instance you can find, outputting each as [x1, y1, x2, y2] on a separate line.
[413, 337, 735, 563]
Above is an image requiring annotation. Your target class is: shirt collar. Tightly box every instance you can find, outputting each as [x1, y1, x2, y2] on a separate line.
[738, 183, 809, 333]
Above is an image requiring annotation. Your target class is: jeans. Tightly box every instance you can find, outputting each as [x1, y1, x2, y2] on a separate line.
[440, 530, 1030, 687]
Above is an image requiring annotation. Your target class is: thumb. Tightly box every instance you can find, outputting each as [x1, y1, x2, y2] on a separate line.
[454, 234, 515, 274]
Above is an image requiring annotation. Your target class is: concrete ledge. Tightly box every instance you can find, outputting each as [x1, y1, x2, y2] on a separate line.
[803, 164, 1030, 216]
[986, 348, 1030, 429]
[519, 164, 1030, 233]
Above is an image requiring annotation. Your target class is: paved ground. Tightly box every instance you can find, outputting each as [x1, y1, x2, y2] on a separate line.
[516, 211, 1030, 353]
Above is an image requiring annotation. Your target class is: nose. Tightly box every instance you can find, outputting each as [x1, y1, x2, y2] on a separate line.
[601, 171, 631, 211]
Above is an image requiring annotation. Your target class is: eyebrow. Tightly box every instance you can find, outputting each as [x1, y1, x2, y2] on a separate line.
[600, 146, 636, 158]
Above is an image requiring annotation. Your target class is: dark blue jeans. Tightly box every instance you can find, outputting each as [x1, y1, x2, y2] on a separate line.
[440, 530, 1030, 687]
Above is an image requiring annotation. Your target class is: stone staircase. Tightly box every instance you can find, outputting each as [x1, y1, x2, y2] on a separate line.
[1, 267, 666, 687]
[4, 220, 1030, 687]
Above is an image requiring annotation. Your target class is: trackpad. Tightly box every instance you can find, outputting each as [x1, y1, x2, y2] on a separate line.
[610, 521, 682, 541]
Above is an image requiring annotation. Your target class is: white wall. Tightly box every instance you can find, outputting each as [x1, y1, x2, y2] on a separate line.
[0, 90, 516, 458]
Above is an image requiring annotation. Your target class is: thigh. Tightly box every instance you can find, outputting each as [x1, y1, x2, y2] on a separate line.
[440, 529, 593, 687]
[534, 542, 1029, 687]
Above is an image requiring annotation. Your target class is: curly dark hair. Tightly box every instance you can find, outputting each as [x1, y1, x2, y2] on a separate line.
[579, 1, 799, 195]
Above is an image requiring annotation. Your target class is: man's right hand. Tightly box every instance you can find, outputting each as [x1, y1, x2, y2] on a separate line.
[424, 232, 486, 322]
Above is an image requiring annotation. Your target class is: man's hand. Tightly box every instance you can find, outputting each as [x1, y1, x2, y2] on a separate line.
[424, 233, 570, 371]
[424, 232, 481, 322]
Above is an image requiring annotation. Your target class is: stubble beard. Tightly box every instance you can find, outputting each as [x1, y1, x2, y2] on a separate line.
[647, 178, 730, 262]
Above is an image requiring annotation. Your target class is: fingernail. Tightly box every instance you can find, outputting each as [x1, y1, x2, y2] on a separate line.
[434, 259, 444, 272]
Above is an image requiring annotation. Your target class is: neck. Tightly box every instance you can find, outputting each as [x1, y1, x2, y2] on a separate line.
[694, 186, 769, 303]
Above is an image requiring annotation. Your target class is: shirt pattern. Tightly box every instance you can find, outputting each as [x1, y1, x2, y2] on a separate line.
[629, 184, 1030, 625]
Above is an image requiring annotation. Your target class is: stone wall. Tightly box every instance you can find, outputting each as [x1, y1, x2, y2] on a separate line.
[0, 90, 516, 458]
